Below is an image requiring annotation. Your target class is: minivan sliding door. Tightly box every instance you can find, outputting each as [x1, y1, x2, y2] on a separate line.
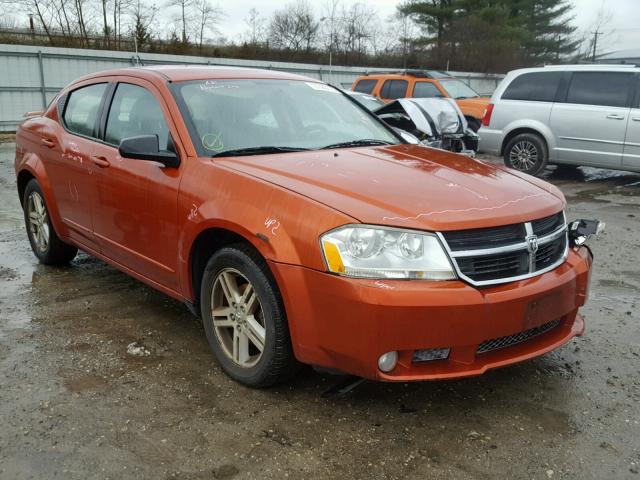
[549, 71, 633, 168]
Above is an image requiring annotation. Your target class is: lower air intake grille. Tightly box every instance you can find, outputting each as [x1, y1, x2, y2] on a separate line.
[476, 319, 561, 354]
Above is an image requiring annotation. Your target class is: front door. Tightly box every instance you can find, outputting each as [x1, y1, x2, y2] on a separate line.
[549, 71, 634, 168]
[91, 80, 183, 290]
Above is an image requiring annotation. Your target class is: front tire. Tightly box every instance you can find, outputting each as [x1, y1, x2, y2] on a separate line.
[504, 133, 548, 176]
[200, 245, 298, 387]
[23, 179, 77, 265]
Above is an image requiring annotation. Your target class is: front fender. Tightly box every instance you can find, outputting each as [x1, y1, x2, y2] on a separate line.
[177, 160, 355, 299]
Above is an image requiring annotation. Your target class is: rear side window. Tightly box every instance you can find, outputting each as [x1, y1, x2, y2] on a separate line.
[501, 72, 563, 102]
[105, 83, 170, 149]
[380, 80, 408, 99]
[63, 83, 107, 138]
[354, 79, 377, 94]
[412, 82, 444, 98]
[565, 72, 634, 108]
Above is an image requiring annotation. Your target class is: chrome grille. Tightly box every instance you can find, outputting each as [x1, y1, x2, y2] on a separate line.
[439, 212, 568, 286]
[477, 319, 561, 354]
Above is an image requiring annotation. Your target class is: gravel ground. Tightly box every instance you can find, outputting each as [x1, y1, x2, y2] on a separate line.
[1, 142, 639, 479]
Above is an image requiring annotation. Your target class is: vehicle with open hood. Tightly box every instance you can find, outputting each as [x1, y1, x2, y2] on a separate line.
[15, 66, 598, 387]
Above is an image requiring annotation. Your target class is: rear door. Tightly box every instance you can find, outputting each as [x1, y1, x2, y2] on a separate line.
[622, 76, 640, 171]
[47, 81, 108, 251]
[379, 79, 408, 102]
[550, 71, 634, 167]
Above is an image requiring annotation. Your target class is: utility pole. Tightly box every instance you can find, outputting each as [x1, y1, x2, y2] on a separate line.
[591, 29, 600, 63]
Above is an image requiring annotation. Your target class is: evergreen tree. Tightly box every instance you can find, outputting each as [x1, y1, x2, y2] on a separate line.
[400, 0, 578, 72]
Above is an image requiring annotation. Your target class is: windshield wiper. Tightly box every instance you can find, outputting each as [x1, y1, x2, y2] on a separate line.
[321, 139, 395, 150]
[212, 146, 310, 158]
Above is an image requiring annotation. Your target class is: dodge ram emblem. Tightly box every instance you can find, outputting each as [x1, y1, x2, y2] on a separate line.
[526, 234, 539, 254]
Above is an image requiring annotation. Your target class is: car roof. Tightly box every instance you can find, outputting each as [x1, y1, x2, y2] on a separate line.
[357, 71, 455, 81]
[508, 64, 640, 75]
[70, 65, 317, 85]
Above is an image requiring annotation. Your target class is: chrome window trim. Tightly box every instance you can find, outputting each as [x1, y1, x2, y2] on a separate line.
[437, 213, 569, 287]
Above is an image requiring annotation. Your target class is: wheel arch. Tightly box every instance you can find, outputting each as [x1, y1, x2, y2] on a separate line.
[186, 223, 276, 310]
[16, 157, 68, 239]
[17, 169, 36, 207]
[500, 123, 554, 158]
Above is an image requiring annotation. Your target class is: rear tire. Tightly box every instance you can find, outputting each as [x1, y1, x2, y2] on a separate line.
[200, 244, 299, 387]
[504, 133, 548, 176]
[23, 179, 78, 265]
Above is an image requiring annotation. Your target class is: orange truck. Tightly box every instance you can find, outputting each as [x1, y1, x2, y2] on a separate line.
[352, 70, 490, 131]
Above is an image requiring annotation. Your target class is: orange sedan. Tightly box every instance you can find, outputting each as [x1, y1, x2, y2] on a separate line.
[15, 66, 594, 387]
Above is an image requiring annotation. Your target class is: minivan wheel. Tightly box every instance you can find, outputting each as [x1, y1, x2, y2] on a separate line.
[23, 179, 78, 265]
[504, 133, 548, 176]
[200, 245, 298, 387]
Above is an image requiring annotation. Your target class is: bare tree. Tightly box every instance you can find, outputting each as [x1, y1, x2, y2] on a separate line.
[575, 1, 614, 61]
[166, 0, 193, 43]
[244, 7, 266, 45]
[130, 0, 156, 50]
[319, 0, 340, 53]
[193, 0, 222, 50]
[269, 0, 319, 52]
[339, 2, 376, 61]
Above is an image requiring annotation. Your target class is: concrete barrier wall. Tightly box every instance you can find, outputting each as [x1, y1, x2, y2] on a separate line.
[0, 44, 504, 132]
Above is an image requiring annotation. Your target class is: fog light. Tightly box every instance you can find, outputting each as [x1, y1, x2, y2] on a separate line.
[378, 351, 398, 372]
[412, 348, 450, 363]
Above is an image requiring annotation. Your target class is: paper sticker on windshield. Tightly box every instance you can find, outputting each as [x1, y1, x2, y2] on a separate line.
[200, 80, 240, 92]
[305, 82, 337, 93]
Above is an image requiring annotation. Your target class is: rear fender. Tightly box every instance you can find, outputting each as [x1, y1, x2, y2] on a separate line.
[18, 153, 68, 239]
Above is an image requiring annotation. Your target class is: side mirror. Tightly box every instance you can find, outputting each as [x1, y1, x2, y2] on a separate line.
[118, 135, 180, 168]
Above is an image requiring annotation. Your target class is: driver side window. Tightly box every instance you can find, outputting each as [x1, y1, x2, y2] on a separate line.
[105, 83, 170, 150]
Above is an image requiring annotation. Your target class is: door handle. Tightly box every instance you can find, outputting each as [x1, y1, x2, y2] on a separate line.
[41, 137, 55, 148]
[606, 114, 625, 120]
[91, 155, 110, 168]
[632, 117, 640, 122]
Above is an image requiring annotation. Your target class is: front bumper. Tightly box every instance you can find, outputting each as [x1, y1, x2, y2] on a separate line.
[269, 246, 592, 381]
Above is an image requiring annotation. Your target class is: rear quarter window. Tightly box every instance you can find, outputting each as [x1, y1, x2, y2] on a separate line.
[501, 72, 564, 102]
[354, 79, 377, 94]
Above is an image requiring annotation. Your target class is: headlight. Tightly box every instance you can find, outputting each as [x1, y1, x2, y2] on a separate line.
[320, 225, 456, 280]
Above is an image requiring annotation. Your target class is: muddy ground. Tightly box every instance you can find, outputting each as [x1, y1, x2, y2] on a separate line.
[0, 141, 639, 479]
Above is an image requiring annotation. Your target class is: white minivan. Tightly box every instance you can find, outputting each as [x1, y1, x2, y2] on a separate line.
[479, 65, 640, 176]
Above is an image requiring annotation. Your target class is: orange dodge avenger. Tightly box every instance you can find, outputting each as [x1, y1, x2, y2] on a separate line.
[15, 66, 600, 387]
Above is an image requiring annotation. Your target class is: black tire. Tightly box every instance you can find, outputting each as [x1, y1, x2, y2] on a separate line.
[465, 116, 481, 133]
[23, 179, 78, 265]
[503, 133, 548, 176]
[200, 244, 299, 387]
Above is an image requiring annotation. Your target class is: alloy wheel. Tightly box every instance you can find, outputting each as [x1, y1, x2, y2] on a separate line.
[211, 268, 266, 368]
[27, 191, 50, 253]
[509, 140, 539, 171]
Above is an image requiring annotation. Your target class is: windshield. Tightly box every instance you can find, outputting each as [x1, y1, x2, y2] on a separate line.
[173, 79, 399, 157]
[439, 79, 480, 99]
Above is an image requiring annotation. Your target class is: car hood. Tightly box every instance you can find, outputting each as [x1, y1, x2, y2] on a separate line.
[215, 145, 565, 232]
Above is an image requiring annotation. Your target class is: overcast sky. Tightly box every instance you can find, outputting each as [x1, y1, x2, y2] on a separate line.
[206, 0, 638, 54]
